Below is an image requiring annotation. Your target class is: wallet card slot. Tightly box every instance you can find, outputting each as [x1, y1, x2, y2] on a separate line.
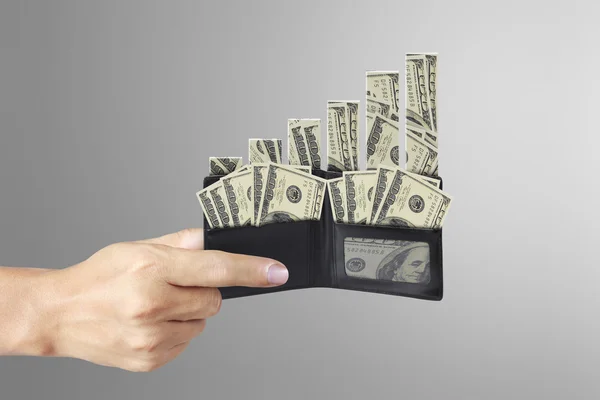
[204, 221, 316, 299]
[332, 223, 443, 301]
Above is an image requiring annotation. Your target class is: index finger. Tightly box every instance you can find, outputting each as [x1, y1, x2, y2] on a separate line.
[161, 248, 289, 288]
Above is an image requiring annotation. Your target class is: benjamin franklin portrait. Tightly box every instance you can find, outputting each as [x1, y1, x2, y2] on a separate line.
[376, 242, 430, 284]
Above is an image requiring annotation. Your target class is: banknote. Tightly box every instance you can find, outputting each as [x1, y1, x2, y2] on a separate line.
[369, 165, 397, 224]
[406, 55, 433, 132]
[344, 238, 431, 284]
[366, 71, 400, 113]
[221, 168, 254, 227]
[406, 124, 437, 148]
[346, 102, 360, 170]
[424, 54, 437, 132]
[288, 119, 322, 169]
[206, 181, 232, 228]
[251, 163, 268, 226]
[327, 102, 354, 171]
[343, 171, 375, 225]
[405, 129, 439, 176]
[365, 113, 400, 170]
[327, 177, 347, 223]
[366, 98, 399, 122]
[408, 53, 437, 132]
[196, 188, 222, 229]
[412, 174, 441, 188]
[249, 139, 282, 163]
[209, 157, 242, 176]
[290, 165, 312, 173]
[373, 168, 452, 229]
[258, 164, 327, 225]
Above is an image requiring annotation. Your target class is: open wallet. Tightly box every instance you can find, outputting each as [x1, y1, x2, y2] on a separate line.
[202, 169, 444, 301]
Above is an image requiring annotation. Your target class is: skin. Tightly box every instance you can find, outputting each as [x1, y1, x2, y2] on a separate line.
[0, 228, 288, 372]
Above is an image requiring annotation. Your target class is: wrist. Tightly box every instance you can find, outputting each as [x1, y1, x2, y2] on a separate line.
[6, 268, 63, 357]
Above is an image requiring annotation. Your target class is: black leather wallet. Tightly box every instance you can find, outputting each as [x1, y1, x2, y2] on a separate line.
[202, 170, 444, 301]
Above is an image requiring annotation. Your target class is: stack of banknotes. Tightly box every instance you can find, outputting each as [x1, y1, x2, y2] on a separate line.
[200, 161, 325, 228]
[327, 165, 449, 229]
[198, 53, 452, 229]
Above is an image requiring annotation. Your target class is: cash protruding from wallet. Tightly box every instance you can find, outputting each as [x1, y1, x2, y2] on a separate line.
[326, 101, 359, 172]
[366, 71, 400, 170]
[208, 157, 243, 176]
[405, 53, 438, 176]
[249, 139, 282, 164]
[327, 165, 451, 229]
[288, 119, 322, 170]
[198, 162, 327, 228]
[200, 53, 453, 230]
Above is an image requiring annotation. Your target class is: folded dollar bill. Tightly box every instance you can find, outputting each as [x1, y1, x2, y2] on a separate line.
[258, 163, 327, 225]
[249, 139, 282, 164]
[406, 129, 439, 176]
[366, 71, 400, 170]
[288, 119, 322, 170]
[208, 157, 243, 176]
[327, 165, 452, 229]
[198, 162, 326, 229]
[327, 102, 356, 172]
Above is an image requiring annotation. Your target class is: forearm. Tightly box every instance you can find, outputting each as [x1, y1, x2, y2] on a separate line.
[0, 266, 58, 356]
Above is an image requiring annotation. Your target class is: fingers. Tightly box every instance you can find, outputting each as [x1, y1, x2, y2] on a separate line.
[165, 287, 222, 321]
[163, 319, 206, 348]
[161, 249, 289, 288]
[137, 228, 204, 250]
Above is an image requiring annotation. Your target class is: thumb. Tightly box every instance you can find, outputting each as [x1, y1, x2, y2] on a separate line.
[137, 228, 204, 250]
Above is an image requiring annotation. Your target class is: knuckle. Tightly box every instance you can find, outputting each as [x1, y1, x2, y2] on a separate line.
[204, 288, 222, 317]
[128, 331, 161, 354]
[125, 296, 161, 322]
[133, 245, 163, 270]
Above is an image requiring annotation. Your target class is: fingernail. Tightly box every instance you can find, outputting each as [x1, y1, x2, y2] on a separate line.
[267, 264, 289, 285]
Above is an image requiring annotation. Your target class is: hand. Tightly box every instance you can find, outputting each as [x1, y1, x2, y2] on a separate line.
[36, 228, 288, 371]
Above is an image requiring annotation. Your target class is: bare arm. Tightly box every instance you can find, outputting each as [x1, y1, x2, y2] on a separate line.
[0, 266, 57, 356]
[0, 228, 288, 371]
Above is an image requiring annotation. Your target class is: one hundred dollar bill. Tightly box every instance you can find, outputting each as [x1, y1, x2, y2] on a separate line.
[327, 177, 347, 223]
[406, 129, 439, 176]
[327, 102, 354, 172]
[221, 168, 254, 227]
[366, 98, 399, 122]
[288, 119, 322, 169]
[365, 113, 400, 170]
[406, 55, 433, 132]
[344, 238, 431, 284]
[346, 102, 360, 170]
[366, 71, 400, 113]
[408, 53, 437, 132]
[369, 165, 397, 224]
[406, 124, 437, 148]
[343, 171, 376, 225]
[290, 165, 312, 174]
[258, 164, 327, 225]
[373, 168, 452, 229]
[251, 163, 268, 226]
[209, 157, 242, 176]
[411, 173, 441, 188]
[206, 181, 233, 228]
[196, 187, 222, 229]
[249, 139, 282, 164]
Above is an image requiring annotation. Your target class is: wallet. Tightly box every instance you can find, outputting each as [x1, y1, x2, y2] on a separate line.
[202, 170, 444, 301]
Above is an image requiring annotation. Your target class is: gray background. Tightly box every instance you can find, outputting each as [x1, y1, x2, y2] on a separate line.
[1, 0, 599, 399]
